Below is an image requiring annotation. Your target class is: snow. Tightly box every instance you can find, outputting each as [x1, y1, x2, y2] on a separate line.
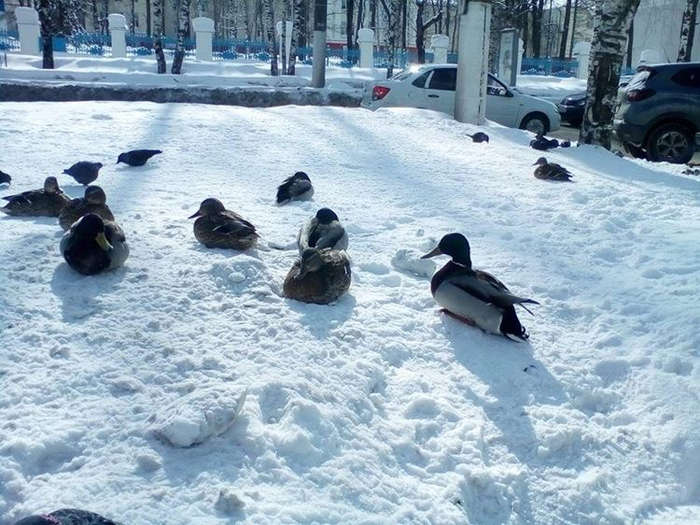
[515, 75, 588, 102]
[0, 53, 386, 94]
[1, 101, 699, 524]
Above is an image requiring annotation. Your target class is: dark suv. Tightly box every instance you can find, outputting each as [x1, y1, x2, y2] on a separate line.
[615, 62, 700, 163]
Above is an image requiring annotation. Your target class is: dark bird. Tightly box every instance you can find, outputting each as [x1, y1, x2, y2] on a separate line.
[276, 171, 314, 204]
[467, 132, 490, 143]
[283, 247, 352, 304]
[529, 133, 559, 151]
[560, 140, 571, 148]
[0, 170, 11, 185]
[189, 198, 258, 250]
[1, 176, 70, 217]
[533, 157, 574, 181]
[63, 161, 104, 185]
[60, 213, 129, 275]
[422, 233, 538, 341]
[59, 185, 115, 231]
[14, 508, 123, 525]
[297, 208, 348, 254]
[117, 149, 162, 167]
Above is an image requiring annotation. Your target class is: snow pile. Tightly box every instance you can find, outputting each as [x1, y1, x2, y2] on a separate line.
[515, 75, 587, 102]
[0, 102, 699, 524]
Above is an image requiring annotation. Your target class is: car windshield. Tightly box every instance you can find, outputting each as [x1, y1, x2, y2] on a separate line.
[391, 71, 413, 81]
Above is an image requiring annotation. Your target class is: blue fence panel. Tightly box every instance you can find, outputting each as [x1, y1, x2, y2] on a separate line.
[212, 38, 268, 60]
[521, 57, 578, 76]
[0, 29, 20, 52]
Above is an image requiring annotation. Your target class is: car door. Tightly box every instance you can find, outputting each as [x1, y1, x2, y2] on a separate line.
[405, 70, 434, 108]
[485, 74, 520, 127]
[420, 67, 457, 114]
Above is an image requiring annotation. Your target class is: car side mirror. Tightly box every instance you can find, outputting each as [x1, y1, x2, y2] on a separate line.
[505, 90, 514, 97]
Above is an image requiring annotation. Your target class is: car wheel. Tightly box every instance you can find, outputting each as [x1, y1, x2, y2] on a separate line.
[520, 113, 550, 135]
[646, 123, 695, 164]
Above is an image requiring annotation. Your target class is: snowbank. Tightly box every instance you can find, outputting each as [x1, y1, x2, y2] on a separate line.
[0, 102, 698, 524]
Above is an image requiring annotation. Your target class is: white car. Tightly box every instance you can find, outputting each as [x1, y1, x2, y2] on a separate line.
[362, 64, 561, 134]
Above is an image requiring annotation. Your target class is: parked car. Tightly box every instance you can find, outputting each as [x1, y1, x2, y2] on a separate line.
[558, 92, 586, 127]
[362, 65, 561, 134]
[615, 62, 700, 163]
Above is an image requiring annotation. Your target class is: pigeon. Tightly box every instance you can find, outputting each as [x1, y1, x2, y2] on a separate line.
[117, 149, 162, 167]
[466, 132, 490, 143]
[276, 171, 314, 204]
[63, 161, 104, 185]
[530, 133, 559, 151]
[0, 170, 11, 185]
[532, 157, 574, 182]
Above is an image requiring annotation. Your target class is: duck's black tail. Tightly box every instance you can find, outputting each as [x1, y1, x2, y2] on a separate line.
[501, 306, 529, 342]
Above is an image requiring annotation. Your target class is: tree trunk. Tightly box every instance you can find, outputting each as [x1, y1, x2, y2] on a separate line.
[371, 0, 377, 29]
[416, 0, 425, 63]
[91, 0, 99, 32]
[445, 0, 450, 37]
[568, 0, 577, 58]
[295, 0, 307, 48]
[579, 0, 641, 149]
[37, 0, 54, 69]
[347, 0, 355, 52]
[626, 18, 633, 68]
[380, 0, 400, 77]
[401, 0, 407, 50]
[264, 0, 279, 75]
[146, 0, 152, 35]
[172, 0, 190, 74]
[559, 0, 571, 59]
[522, 3, 529, 55]
[531, 0, 543, 58]
[153, 0, 166, 73]
[677, 0, 699, 62]
[131, 0, 137, 34]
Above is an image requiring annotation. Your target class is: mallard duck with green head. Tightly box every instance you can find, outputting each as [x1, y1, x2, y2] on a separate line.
[422, 233, 538, 341]
[297, 208, 348, 254]
[189, 198, 258, 250]
[59, 185, 115, 231]
[283, 248, 351, 304]
[1, 177, 70, 217]
[60, 213, 129, 275]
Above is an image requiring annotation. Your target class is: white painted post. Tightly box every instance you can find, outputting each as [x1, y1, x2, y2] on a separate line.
[454, 2, 491, 124]
[312, 0, 327, 88]
[276, 21, 284, 73]
[517, 38, 524, 81]
[430, 34, 449, 63]
[15, 7, 40, 56]
[572, 41, 591, 80]
[192, 17, 214, 61]
[285, 20, 292, 69]
[357, 28, 374, 68]
[108, 14, 127, 58]
[638, 49, 661, 67]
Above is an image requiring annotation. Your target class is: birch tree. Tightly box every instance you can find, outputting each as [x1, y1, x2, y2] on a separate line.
[558, 0, 572, 58]
[379, 0, 402, 77]
[579, 0, 641, 148]
[677, 0, 698, 62]
[153, 0, 167, 73]
[172, 0, 190, 74]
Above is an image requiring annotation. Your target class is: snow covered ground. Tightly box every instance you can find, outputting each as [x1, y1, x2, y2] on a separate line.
[0, 102, 699, 524]
[0, 54, 385, 93]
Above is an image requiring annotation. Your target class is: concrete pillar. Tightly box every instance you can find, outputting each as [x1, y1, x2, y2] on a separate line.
[638, 49, 661, 67]
[192, 17, 214, 61]
[15, 7, 40, 56]
[517, 38, 524, 81]
[430, 34, 449, 64]
[454, 2, 491, 124]
[108, 14, 127, 58]
[357, 28, 374, 68]
[572, 41, 591, 80]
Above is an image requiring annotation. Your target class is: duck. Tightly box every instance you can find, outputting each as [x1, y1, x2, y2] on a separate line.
[117, 149, 162, 167]
[0, 170, 11, 185]
[14, 508, 123, 525]
[533, 157, 574, 181]
[63, 161, 104, 185]
[59, 185, 115, 231]
[529, 133, 559, 151]
[297, 208, 348, 254]
[421, 233, 538, 341]
[60, 213, 129, 275]
[283, 248, 351, 304]
[1, 176, 70, 217]
[189, 198, 258, 250]
[466, 132, 489, 143]
[276, 171, 314, 204]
